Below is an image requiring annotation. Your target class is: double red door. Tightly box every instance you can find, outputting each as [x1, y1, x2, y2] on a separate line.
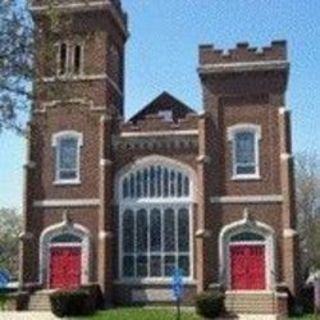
[230, 245, 266, 290]
[49, 247, 81, 289]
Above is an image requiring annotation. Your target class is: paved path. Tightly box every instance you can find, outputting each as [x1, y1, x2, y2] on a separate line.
[0, 312, 59, 320]
[0, 312, 280, 319]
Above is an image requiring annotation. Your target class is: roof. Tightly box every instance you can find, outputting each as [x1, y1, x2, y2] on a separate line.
[129, 92, 196, 123]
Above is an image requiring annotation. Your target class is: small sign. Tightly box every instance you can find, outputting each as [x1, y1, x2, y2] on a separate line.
[0, 270, 10, 289]
[172, 268, 184, 300]
[171, 268, 184, 320]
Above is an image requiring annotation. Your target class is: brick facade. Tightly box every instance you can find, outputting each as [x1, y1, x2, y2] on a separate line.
[20, 0, 298, 314]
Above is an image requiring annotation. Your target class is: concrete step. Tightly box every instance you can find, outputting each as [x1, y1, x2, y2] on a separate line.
[28, 292, 53, 311]
[225, 292, 278, 314]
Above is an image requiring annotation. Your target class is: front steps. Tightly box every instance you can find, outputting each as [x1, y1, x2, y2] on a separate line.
[28, 291, 55, 311]
[225, 291, 280, 315]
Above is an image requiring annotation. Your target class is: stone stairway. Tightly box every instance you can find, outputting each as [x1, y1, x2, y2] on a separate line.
[28, 291, 55, 311]
[225, 291, 279, 315]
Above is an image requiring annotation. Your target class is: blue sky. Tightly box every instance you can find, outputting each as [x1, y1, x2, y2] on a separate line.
[1, 0, 320, 211]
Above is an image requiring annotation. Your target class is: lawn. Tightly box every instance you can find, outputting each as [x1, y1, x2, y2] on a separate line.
[79, 308, 316, 319]
[80, 307, 201, 319]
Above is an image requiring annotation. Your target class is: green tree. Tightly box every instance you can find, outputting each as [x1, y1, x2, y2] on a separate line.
[295, 151, 320, 276]
[0, 208, 22, 278]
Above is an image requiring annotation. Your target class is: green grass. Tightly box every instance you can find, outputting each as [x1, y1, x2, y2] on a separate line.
[78, 308, 318, 320]
[79, 307, 202, 319]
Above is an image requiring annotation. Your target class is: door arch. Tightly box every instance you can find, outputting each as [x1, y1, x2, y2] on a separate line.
[39, 218, 91, 288]
[219, 210, 276, 290]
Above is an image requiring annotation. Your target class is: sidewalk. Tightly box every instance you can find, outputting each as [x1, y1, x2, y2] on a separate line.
[0, 312, 59, 320]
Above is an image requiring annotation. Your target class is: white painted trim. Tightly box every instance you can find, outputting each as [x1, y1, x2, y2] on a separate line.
[52, 131, 83, 185]
[115, 155, 198, 203]
[116, 155, 196, 282]
[42, 74, 123, 96]
[120, 130, 199, 138]
[113, 279, 197, 285]
[280, 153, 293, 160]
[279, 107, 290, 115]
[283, 228, 298, 238]
[198, 60, 289, 74]
[219, 216, 276, 291]
[39, 221, 91, 287]
[30, 1, 128, 37]
[227, 123, 261, 180]
[31, 0, 111, 11]
[33, 199, 100, 208]
[210, 194, 283, 204]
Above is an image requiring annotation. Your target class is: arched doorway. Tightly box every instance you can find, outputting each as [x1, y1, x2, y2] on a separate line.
[39, 217, 90, 289]
[219, 210, 275, 291]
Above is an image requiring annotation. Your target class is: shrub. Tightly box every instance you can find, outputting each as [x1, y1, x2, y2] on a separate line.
[50, 289, 95, 318]
[80, 284, 105, 310]
[195, 291, 225, 319]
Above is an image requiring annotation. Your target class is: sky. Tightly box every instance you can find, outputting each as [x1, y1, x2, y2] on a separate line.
[1, 0, 320, 211]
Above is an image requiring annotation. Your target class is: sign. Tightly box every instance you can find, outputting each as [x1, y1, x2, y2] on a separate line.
[172, 268, 184, 300]
[171, 269, 184, 320]
[0, 270, 10, 289]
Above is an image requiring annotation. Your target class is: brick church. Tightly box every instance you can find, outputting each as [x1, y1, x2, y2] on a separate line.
[20, 0, 299, 314]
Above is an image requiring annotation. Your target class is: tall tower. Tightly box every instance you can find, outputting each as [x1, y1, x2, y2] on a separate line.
[20, 0, 128, 301]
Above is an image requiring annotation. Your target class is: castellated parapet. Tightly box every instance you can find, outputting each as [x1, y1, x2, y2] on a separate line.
[199, 41, 287, 65]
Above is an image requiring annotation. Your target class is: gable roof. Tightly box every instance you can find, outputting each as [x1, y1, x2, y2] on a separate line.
[129, 91, 196, 123]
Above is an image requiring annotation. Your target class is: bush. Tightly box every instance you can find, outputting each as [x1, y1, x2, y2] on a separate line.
[50, 289, 95, 318]
[195, 291, 225, 319]
[80, 284, 105, 310]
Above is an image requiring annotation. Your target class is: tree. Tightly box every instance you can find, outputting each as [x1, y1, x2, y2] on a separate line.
[295, 151, 320, 277]
[0, 0, 33, 134]
[0, 208, 22, 278]
[0, 0, 75, 134]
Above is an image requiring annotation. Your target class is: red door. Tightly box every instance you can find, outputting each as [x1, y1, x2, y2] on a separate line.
[49, 247, 81, 289]
[230, 245, 265, 290]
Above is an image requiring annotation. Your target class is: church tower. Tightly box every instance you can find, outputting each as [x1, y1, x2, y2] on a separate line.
[20, 0, 128, 301]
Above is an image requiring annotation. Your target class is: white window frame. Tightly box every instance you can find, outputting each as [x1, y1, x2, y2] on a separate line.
[71, 41, 85, 76]
[56, 41, 84, 77]
[116, 155, 196, 283]
[227, 123, 262, 180]
[158, 110, 173, 122]
[52, 130, 83, 185]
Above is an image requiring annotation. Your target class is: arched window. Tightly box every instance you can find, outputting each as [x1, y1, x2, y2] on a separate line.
[52, 131, 83, 184]
[118, 157, 193, 280]
[227, 124, 261, 179]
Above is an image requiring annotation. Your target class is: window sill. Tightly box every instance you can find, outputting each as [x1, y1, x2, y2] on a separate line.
[53, 180, 81, 186]
[231, 175, 261, 181]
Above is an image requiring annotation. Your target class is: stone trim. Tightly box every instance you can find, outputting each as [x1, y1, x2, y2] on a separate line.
[29, 1, 128, 37]
[33, 199, 100, 208]
[41, 73, 123, 96]
[100, 159, 113, 167]
[198, 60, 289, 74]
[120, 129, 198, 138]
[210, 195, 283, 204]
[283, 228, 298, 238]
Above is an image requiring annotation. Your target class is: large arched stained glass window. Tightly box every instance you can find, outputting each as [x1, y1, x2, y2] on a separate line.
[119, 160, 193, 279]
